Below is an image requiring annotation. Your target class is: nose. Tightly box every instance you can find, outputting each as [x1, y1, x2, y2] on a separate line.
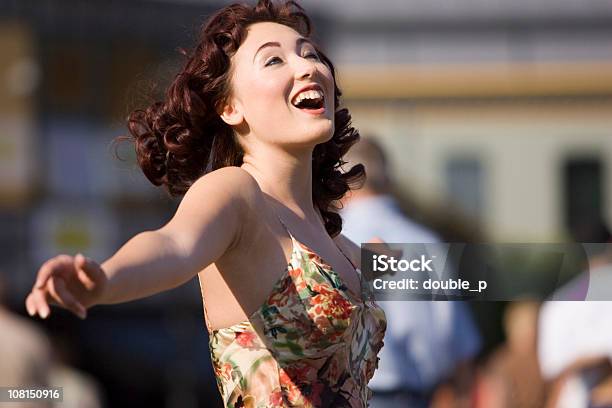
[293, 55, 317, 80]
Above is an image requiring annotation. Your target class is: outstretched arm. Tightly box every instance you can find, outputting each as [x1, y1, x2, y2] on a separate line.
[26, 167, 253, 319]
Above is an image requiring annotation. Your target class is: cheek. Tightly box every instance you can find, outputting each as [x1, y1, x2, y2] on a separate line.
[243, 81, 290, 127]
[233, 71, 288, 120]
[250, 76, 288, 106]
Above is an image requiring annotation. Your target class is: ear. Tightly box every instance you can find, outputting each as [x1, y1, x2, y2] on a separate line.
[218, 97, 244, 126]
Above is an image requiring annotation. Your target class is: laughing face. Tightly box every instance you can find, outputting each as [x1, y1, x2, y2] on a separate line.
[219, 22, 335, 151]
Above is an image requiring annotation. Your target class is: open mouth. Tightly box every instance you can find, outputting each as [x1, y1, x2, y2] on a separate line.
[291, 89, 325, 112]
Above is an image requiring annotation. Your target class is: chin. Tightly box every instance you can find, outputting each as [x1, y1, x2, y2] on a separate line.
[308, 120, 335, 144]
[281, 120, 334, 147]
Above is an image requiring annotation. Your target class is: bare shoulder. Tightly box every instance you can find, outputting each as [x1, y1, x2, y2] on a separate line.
[335, 233, 362, 270]
[184, 166, 261, 204]
[162, 166, 263, 252]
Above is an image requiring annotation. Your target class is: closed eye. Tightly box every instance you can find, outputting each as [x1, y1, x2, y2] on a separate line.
[304, 52, 320, 60]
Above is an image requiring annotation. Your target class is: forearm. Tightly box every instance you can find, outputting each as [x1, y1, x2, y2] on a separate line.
[99, 230, 197, 305]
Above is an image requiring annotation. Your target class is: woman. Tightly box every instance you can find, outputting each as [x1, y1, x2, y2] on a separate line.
[25, 1, 386, 407]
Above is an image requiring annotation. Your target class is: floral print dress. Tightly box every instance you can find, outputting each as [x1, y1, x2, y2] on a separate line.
[202, 223, 387, 408]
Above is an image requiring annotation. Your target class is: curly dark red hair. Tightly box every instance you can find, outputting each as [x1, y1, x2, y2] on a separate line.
[124, 0, 363, 237]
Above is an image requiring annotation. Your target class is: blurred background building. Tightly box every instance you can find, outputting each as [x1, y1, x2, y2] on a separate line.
[0, 0, 610, 407]
[313, 0, 612, 243]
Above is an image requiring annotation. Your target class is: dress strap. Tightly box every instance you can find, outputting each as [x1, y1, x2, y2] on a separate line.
[197, 275, 214, 332]
[265, 200, 296, 243]
[272, 204, 355, 269]
[274, 213, 293, 239]
[266, 198, 357, 271]
[337, 244, 358, 271]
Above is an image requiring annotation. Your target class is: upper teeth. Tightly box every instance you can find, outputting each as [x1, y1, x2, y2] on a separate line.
[293, 89, 323, 105]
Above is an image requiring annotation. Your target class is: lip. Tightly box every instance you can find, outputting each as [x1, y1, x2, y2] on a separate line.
[290, 83, 325, 106]
[294, 106, 326, 116]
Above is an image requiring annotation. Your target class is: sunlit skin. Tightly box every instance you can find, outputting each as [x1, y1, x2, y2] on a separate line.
[223, 22, 335, 149]
[25, 22, 361, 332]
[223, 22, 335, 217]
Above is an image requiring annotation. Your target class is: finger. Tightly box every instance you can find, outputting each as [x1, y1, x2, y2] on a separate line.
[49, 277, 86, 319]
[31, 288, 51, 319]
[74, 254, 105, 285]
[35, 255, 73, 289]
[366, 237, 403, 259]
[56, 278, 87, 319]
[25, 293, 36, 316]
[74, 254, 97, 290]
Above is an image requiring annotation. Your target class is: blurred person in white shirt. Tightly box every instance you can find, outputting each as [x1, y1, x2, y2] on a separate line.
[0, 273, 53, 408]
[0, 275, 102, 408]
[539, 219, 612, 408]
[341, 137, 482, 408]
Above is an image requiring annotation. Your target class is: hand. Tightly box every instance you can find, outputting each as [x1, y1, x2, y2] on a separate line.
[367, 236, 403, 258]
[25, 254, 107, 320]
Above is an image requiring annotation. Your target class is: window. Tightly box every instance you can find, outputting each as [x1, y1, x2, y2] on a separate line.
[445, 157, 484, 219]
[563, 157, 606, 240]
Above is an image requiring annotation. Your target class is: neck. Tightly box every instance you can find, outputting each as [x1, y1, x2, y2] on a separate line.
[241, 144, 318, 220]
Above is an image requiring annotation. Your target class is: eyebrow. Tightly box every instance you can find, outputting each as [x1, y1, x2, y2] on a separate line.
[253, 38, 314, 63]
